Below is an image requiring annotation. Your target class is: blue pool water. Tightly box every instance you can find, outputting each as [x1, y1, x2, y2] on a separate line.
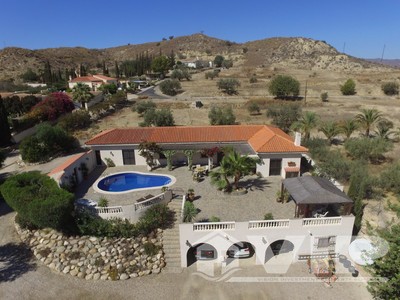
[97, 172, 172, 192]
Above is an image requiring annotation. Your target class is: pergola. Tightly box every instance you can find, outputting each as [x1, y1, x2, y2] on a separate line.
[282, 176, 353, 218]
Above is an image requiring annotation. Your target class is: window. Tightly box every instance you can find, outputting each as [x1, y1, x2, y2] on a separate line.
[315, 236, 336, 251]
[122, 150, 135, 165]
[269, 159, 282, 176]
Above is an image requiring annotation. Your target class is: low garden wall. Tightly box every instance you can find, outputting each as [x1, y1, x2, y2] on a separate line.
[16, 224, 166, 280]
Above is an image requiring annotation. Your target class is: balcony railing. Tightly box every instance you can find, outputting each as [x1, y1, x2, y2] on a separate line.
[95, 206, 123, 214]
[193, 222, 236, 231]
[302, 217, 342, 226]
[248, 219, 290, 229]
[134, 194, 164, 211]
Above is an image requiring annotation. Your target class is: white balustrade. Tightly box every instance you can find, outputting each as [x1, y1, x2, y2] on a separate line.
[248, 219, 290, 229]
[95, 206, 123, 214]
[302, 217, 342, 226]
[193, 222, 235, 231]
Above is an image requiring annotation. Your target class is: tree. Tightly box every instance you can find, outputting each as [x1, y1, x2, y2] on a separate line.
[138, 141, 161, 170]
[134, 101, 156, 116]
[0, 171, 74, 230]
[114, 61, 120, 78]
[205, 70, 220, 80]
[375, 119, 395, 140]
[159, 79, 181, 96]
[340, 119, 359, 140]
[381, 81, 399, 95]
[247, 102, 260, 115]
[268, 75, 300, 98]
[367, 224, 400, 299]
[266, 104, 302, 133]
[222, 59, 233, 69]
[0, 97, 11, 147]
[151, 55, 170, 75]
[72, 82, 93, 109]
[344, 137, 393, 163]
[21, 68, 39, 82]
[208, 106, 236, 125]
[340, 79, 356, 95]
[99, 83, 118, 95]
[161, 150, 176, 170]
[183, 202, 198, 222]
[318, 121, 341, 144]
[291, 111, 319, 141]
[141, 108, 175, 127]
[355, 108, 382, 138]
[214, 55, 225, 68]
[210, 149, 260, 192]
[58, 110, 91, 132]
[183, 150, 195, 170]
[170, 68, 191, 81]
[217, 78, 240, 95]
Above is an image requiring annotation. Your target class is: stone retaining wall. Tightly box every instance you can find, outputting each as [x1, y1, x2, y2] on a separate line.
[16, 224, 166, 280]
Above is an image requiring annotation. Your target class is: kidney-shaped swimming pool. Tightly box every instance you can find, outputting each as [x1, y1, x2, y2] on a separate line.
[94, 171, 176, 194]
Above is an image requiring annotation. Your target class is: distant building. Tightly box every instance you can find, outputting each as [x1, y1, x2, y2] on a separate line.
[68, 75, 117, 91]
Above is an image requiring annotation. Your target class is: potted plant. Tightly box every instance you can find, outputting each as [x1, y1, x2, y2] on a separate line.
[187, 188, 195, 202]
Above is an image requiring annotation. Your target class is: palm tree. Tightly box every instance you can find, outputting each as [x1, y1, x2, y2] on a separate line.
[374, 119, 395, 140]
[340, 119, 359, 140]
[355, 109, 382, 138]
[291, 111, 318, 140]
[210, 150, 260, 192]
[162, 150, 176, 171]
[72, 82, 93, 110]
[318, 121, 341, 144]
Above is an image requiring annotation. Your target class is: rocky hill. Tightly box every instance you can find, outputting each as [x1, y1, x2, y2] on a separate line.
[0, 34, 390, 81]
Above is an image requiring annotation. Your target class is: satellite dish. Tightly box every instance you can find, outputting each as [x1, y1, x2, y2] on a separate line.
[348, 238, 389, 266]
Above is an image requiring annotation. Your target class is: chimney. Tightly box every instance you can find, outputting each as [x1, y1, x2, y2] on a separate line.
[294, 132, 301, 146]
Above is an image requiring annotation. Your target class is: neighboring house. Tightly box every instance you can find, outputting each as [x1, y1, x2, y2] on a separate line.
[68, 75, 118, 91]
[181, 59, 213, 69]
[85, 125, 308, 178]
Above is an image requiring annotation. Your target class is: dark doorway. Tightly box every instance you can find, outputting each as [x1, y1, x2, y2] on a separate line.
[269, 159, 282, 176]
[122, 150, 135, 165]
[265, 240, 295, 263]
[95, 150, 102, 166]
[187, 243, 217, 267]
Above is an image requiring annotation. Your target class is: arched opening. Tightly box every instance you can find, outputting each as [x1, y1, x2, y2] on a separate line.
[186, 243, 217, 267]
[265, 239, 295, 264]
[226, 241, 255, 259]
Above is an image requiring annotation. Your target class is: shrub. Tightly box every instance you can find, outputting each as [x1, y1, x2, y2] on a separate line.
[143, 242, 161, 256]
[0, 171, 74, 230]
[137, 204, 173, 234]
[302, 138, 329, 161]
[209, 216, 221, 222]
[58, 110, 91, 132]
[217, 78, 240, 95]
[159, 79, 181, 96]
[222, 60, 233, 69]
[214, 55, 225, 68]
[247, 102, 260, 115]
[205, 70, 219, 80]
[98, 197, 108, 207]
[379, 163, 400, 194]
[317, 151, 351, 182]
[268, 75, 300, 98]
[208, 106, 236, 125]
[19, 123, 77, 163]
[264, 213, 274, 220]
[381, 81, 399, 95]
[340, 79, 356, 95]
[104, 158, 115, 167]
[133, 101, 156, 116]
[29, 92, 74, 122]
[344, 137, 393, 163]
[320, 92, 329, 102]
[183, 202, 198, 223]
[266, 104, 302, 133]
[249, 75, 257, 83]
[170, 68, 191, 81]
[140, 108, 175, 127]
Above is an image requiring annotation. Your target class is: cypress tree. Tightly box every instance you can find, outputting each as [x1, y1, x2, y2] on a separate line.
[115, 61, 120, 78]
[0, 96, 12, 147]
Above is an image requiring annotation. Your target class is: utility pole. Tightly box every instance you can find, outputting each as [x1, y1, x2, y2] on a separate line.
[304, 80, 308, 106]
[381, 44, 386, 62]
[342, 42, 346, 54]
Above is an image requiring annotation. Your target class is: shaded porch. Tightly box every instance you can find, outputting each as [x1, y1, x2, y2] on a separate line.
[282, 176, 353, 218]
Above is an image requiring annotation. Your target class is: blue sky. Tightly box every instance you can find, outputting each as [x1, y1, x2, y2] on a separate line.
[1, 0, 399, 58]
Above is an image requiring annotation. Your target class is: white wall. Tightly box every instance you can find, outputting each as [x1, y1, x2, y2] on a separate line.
[257, 153, 303, 178]
[179, 215, 355, 268]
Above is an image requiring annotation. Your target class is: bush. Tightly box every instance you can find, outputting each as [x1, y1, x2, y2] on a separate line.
[344, 137, 393, 163]
[209, 216, 220, 222]
[140, 108, 175, 127]
[264, 213, 274, 220]
[98, 197, 108, 207]
[247, 102, 260, 115]
[205, 70, 220, 80]
[317, 151, 351, 182]
[183, 201, 198, 223]
[133, 101, 156, 116]
[302, 138, 329, 161]
[217, 78, 240, 95]
[0, 171, 74, 230]
[159, 79, 181, 96]
[320, 92, 329, 102]
[104, 158, 115, 167]
[381, 82, 399, 95]
[379, 163, 400, 194]
[170, 68, 191, 81]
[208, 106, 236, 125]
[266, 104, 301, 133]
[29, 92, 74, 122]
[58, 111, 91, 132]
[268, 75, 300, 98]
[137, 204, 173, 234]
[222, 60, 233, 69]
[249, 75, 257, 83]
[340, 79, 356, 95]
[143, 242, 161, 256]
[214, 55, 224, 68]
[19, 123, 77, 163]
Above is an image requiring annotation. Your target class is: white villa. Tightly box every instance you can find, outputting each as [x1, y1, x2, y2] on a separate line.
[84, 125, 308, 178]
[68, 74, 117, 91]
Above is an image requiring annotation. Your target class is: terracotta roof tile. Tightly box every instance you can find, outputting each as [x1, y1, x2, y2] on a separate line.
[85, 125, 308, 154]
[48, 152, 87, 176]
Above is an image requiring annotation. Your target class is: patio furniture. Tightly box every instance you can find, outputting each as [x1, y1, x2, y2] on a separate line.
[136, 194, 154, 203]
[314, 211, 329, 218]
[75, 198, 98, 207]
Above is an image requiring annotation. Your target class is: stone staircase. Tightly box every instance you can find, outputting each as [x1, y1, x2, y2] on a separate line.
[162, 197, 184, 273]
